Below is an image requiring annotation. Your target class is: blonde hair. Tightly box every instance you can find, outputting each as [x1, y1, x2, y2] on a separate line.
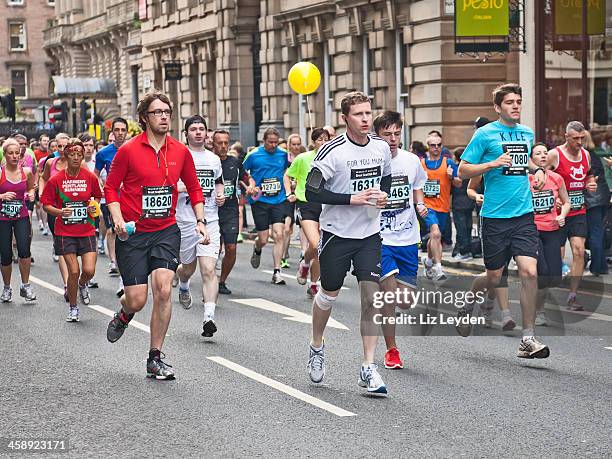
[2, 138, 20, 152]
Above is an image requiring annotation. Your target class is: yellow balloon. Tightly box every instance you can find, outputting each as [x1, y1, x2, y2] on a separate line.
[288, 62, 321, 95]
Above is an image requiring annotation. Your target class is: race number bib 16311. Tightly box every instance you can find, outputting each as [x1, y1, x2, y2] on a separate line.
[142, 185, 173, 219]
[261, 177, 281, 197]
[0, 200, 23, 218]
[568, 190, 585, 211]
[502, 143, 529, 176]
[386, 176, 410, 210]
[63, 201, 88, 225]
[349, 166, 381, 194]
[423, 179, 440, 198]
[196, 169, 215, 197]
[532, 190, 554, 214]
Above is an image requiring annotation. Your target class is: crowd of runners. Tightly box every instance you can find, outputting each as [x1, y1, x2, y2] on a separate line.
[1, 83, 610, 395]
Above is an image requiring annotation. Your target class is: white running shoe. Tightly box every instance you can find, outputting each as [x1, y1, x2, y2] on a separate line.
[307, 343, 325, 384]
[66, 307, 80, 322]
[517, 337, 550, 359]
[358, 363, 388, 395]
[421, 256, 434, 280]
[535, 311, 548, 326]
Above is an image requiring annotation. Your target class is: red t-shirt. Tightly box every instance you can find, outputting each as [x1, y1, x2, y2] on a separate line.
[40, 168, 102, 237]
[34, 149, 48, 163]
[104, 132, 204, 233]
[529, 170, 565, 232]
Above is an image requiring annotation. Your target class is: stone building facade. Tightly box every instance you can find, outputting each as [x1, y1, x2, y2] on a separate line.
[0, 0, 56, 118]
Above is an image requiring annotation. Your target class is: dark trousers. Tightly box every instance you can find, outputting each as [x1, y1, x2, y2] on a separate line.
[453, 209, 473, 255]
[442, 212, 453, 245]
[586, 205, 608, 274]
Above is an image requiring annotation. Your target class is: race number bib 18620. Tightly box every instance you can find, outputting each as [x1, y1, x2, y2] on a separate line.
[568, 190, 585, 211]
[502, 144, 529, 176]
[196, 169, 215, 197]
[532, 189, 554, 214]
[349, 166, 381, 194]
[63, 201, 88, 225]
[423, 179, 440, 198]
[386, 176, 410, 210]
[260, 177, 281, 197]
[142, 185, 173, 219]
[0, 200, 23, 218]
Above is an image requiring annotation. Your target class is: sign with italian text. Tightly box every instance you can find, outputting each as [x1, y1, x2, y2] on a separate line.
[455, 0, 509, 37]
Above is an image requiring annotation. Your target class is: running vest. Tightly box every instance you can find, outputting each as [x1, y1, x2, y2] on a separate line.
[555, 147, 589, 217]
[421, 157, 453, 213]
[0, 166, 28, 220]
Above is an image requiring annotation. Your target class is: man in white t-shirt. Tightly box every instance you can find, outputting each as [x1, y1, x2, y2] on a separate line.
[175, 115, 225, 338]
[374, 111, 428, 370]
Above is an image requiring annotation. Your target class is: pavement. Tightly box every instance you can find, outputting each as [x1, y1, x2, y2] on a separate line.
[1, 225, 611, 457]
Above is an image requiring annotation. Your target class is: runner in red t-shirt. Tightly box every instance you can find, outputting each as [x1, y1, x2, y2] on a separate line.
[104, 90, 207, 380]
[41, 138, 102, 322]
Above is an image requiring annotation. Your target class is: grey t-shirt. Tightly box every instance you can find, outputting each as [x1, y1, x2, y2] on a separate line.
[311, 133, 392, 239]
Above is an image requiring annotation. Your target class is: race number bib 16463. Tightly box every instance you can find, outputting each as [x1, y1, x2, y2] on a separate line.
[502, 143, 529, 176]
[196, 169, 215, 197]
[532, 190, 554, 214]
[349, 166, 381, 194]
[386, 176, 410, 210]
[0, 200, 23, 218]
[63, 201, 88, 225]
[142, 185, 173, 219]
[568, 190, 585, 211]
[423, 179, 440, 198]
[261, 177, 281, 197]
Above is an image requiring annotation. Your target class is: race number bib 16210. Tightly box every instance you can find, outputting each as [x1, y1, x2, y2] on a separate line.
[0, 200, 23, 218]
[532, 190, 555, 214]
[502, 144, 529, 176]
[142, 185, 173, 219]
[196, 169, 215, 197]
[63, 201, 88, 225]
[423, 179, 440, 198]
[349, 166, 381, 194]
[260, 177, 281, 197]
[386, 176, 410, 210]
[568, 190, 585, 211]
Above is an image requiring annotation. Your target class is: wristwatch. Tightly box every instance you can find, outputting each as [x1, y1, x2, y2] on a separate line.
[197, 218, 207, 225]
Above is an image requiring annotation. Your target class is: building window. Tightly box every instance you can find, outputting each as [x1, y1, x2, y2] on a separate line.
[9, 22, 26, 51]
[47, 0, 55, 5]
[7, 0, 25, 6]
[11, 69, 27, 98]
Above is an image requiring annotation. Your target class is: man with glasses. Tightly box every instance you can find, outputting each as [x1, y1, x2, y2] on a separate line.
[421, 132, 461, 281]
[105, 91, 207, 380]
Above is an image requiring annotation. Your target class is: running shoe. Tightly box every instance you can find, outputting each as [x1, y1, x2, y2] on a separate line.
[215, 255, 223, 271]
[78, 284, 90, 306]
[455, 306, 473, 337]
[280, 258, 290, 269]
[108, 262, 119, 276]
[178, 287, 192, 309]
[236, 233, 244, 243]
[107, 311, 131, 343]
[116, 286, 124, 298]
[272, 270, 286, 285]
[52, 253, 59, 262]
[38, 221, 44, 231]
[535, 311, 548, 326]
[517, 337, 550, 359]
[201, 320, 217, 337]
[433, 269, 447, 282]
[566, 293, 583, 311]
[146, 352, 175, 380]
[66, 306, 80, 322]
[42, 228, 49, 236]
[421, 256, 434, 280]
[97, 239, 105, 255]
[502, 315, 516, 332]
[358, 363, 388, 395]
[19, 284, 36, 302]
[218, 282, 232, 295]
[171, 273, 179, 288]
[452, 253, 473, 262]
[1, 286, 12, 303]
[384, 347, 404, 369]
[296, 262, 309, 285]
[307, 284, 318, 299]
[307, 343, 325, 383]
[250, 247, 261, 269]
[87, 280, 99, 288]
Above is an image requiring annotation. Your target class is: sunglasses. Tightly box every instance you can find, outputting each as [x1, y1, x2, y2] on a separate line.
[428, 143, 442, 148]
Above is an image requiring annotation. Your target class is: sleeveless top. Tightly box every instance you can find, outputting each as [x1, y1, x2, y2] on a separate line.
[554, 147, 590, 217]
[0, 166, 29, 221]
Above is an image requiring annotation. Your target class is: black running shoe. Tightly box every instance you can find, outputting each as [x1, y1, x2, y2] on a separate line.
[218, 282, 232, 295]
[146, 353, 175, 380]
[202, 320, 217, 337]
[107, 311, 130, 343]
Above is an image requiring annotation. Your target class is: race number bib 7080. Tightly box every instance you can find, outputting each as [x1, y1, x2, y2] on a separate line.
[532, 190, 555, 214]
[261, 177, 281, 197]
[63, 201, 88, 225]
[349, 166, 381, 194]
[142, 185, 173, 219]
[196, 169, 215, 197]
[0, 200, 23, 218]
[568, 190, 585, 211]
[502, 144, 529, 176]
[385, 176, 410, 210]
[423, 180, 440, 198]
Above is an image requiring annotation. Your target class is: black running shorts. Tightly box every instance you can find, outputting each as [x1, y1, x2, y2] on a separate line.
[296, 201, 322, 223]
[251, 201, 286, 232]
[481, 212, 539, 271]
[54, 235, 97, 256]
[116, 223, 181, 286]
[318, 231, 381, 292]
[219, 203, 239, 245]
[558, 213, 587, 244]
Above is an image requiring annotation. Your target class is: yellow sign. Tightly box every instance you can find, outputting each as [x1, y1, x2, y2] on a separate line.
[455, 0, 509, 37]
[554, 0, 606, 35]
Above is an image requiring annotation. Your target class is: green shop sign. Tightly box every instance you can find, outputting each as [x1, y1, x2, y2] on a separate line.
[455, 0, 509, 37]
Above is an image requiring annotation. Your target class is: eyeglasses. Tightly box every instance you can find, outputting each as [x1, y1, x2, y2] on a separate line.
[428, 143, 442, 148]
[147, 109, 173, 117]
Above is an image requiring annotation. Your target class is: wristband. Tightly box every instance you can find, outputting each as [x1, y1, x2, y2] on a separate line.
[197, 218, 207, 225]
[416, 202, 425, 207]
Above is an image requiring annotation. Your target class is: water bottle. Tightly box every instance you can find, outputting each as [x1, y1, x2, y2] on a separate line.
[118, 221, 136, 242]
[366, 185, 381, 219]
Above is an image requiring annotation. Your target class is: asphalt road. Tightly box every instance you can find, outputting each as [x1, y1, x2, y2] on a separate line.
[1, 228, 611, 457]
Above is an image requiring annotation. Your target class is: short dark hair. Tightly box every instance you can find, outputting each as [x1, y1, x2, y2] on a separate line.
[474, 116, 490, 129]
[263, 127, 280, 141]
[212, 129, 230, 141]
[410, 140, 427, 157]
[531, 142, 548, 157]
[373, 111, 403, 135]
[340, 91, 371, 116]
[311, 127, 329, 142]
[136, 90, 172, 129]
[493, 83, 522, 107]
[427, 129, 442, 139]
[111, 117, 128, 131]
[184, 115, 208, 132]
[78, 133, 93, 143]
[39, 134, 49, 141]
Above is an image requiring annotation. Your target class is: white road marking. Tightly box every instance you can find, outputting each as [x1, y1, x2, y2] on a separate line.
[29, 275, 64, 295]
[207, 356, 356, 417]
[262, 269, 349, 290]
[604, 347, 612, 351]
[231, 298, 349, 330]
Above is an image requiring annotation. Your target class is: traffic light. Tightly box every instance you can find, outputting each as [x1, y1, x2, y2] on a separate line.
[0, 90, 16, 122]
[80, 99, 91, 129]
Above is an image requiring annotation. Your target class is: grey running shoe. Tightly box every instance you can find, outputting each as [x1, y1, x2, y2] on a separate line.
[250, 248, 261, 269]
[358, 364, 388, 395]
[517, 337, 550, 359]
[455, 307, 473, 337]
[146, 353, 175, 380]
[78, 284, 90, 305]
[502, 315, 516, 332]
[272, 270, 286, 285]
[433, 269, 447, 282]
[307, 343, 325, 383]
[66, 306, 80, 322]
[178, 287, 192, 309]
[201, 320, 217, 337]
[421, 256, 433, 280]
[535, 311, 548, 327]
[19, 284, 36, 302]
[1, 286, 12, 303]
[107, 311, 130, 343]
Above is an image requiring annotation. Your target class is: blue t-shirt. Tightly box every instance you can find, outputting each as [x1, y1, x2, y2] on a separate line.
[461, 121, 534, 218]
[243, 146, 289, 205]
[95, 143, 118, 174]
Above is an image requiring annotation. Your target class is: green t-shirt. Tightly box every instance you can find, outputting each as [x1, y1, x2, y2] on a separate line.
[286, 150, 317, 202]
